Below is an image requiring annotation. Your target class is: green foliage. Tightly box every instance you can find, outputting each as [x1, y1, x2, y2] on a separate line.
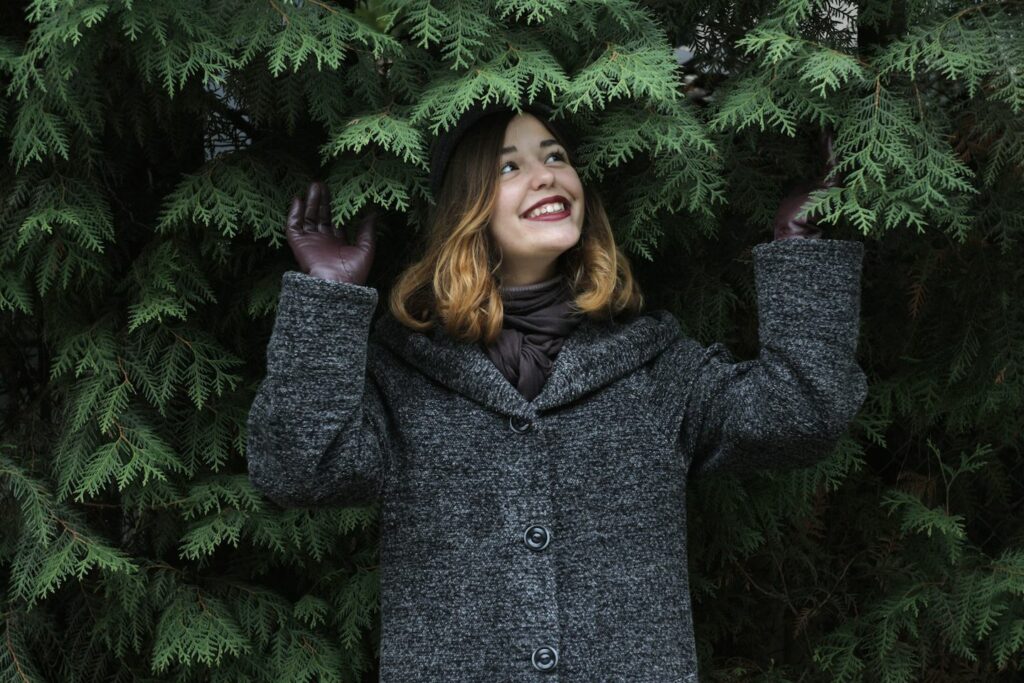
[1, 0, 1022, 681]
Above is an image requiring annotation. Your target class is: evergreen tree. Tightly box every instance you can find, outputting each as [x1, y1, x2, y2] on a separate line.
[1, 0, 1022, 680]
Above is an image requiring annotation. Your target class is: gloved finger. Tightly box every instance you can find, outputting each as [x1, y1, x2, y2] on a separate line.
[329, 205, 344, 241]
[286, 195, 304, 240]
[304, 182, 321, 233]
[315, 181, 333, 235]
[354, 209, 378, 258]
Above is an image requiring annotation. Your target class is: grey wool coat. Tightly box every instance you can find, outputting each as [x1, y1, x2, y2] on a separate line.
[246, 237, 868, 682]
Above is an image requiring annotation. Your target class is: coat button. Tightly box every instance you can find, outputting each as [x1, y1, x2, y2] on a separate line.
[532, 645, 558, 672]
[523, 525, 551, 551]
[509, 415, 532, 433]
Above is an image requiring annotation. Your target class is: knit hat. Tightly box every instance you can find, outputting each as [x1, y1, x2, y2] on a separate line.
[428, 98, 578, 198]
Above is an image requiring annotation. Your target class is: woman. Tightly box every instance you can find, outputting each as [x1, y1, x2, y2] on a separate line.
[246, 102, 867, 681]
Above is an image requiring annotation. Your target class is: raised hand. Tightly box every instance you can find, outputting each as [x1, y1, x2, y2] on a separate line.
[285, 181, 378, 284]
[772, 125, 846, 241]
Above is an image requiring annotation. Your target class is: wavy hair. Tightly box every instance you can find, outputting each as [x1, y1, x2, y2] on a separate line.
[389, 110, 644, 346]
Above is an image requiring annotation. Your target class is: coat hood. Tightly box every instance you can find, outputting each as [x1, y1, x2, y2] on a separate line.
[370, 309, 682, 417]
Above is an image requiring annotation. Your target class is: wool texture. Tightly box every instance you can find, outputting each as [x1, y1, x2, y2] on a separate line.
[246, 238, 868, 682]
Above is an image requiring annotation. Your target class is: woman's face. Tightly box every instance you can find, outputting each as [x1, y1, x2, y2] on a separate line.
[488, 113, 585, 287]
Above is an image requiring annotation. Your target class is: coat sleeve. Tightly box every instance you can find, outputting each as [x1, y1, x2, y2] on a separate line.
[674, 238, 868, 479]
[246, 271, 391, 507]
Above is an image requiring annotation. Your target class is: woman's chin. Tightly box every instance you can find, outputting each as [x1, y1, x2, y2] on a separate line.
[533, 236, 582, 256]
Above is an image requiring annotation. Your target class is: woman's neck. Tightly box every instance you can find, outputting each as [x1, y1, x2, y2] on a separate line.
[499, 274, 564, 294]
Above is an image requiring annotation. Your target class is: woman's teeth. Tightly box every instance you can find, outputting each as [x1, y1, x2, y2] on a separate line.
[525, 202, 567, 218]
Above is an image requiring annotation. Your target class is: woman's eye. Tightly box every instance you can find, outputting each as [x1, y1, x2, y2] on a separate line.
[500, 151, 567, 174]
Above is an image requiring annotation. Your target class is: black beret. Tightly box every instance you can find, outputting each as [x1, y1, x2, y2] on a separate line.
[428, 99, 578, 198]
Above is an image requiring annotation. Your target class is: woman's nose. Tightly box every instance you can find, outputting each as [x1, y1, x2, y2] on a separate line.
[530, 165, 556, 187]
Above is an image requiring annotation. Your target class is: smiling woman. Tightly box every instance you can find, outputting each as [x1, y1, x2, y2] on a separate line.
[489, 114, 586, 287]
[388, 102, 645, 346]
[250, 96, 867, 681]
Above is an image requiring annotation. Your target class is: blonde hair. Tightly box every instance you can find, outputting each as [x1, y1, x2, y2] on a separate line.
[389, 110, 644, 346]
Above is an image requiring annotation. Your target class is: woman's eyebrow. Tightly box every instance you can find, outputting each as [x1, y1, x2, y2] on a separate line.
[501, 139, 559, 155]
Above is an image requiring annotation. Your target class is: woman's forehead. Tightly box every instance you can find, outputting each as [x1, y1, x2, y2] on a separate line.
[503, 113, 557, 144]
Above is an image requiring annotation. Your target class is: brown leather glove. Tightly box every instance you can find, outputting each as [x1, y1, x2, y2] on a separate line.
[772, 126, 845, 241]
[285, 180, 378, 284]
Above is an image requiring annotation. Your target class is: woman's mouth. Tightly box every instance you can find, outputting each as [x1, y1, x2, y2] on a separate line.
[523, 202, 571, 221]
[524, 209, 571, 221]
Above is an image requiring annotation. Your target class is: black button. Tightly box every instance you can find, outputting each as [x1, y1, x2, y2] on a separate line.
[523, 525, 551, 551]
[509, 415, 532, 433]
[532, 645, 558, 672]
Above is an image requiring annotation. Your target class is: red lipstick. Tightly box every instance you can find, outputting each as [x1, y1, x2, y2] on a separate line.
[522, 195, 571, 220]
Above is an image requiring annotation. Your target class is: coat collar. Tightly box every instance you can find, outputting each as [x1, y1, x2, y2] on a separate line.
[370, 308, 680, 417]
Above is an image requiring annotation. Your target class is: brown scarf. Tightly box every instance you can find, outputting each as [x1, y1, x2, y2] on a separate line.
[483, 275, 584, 401]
